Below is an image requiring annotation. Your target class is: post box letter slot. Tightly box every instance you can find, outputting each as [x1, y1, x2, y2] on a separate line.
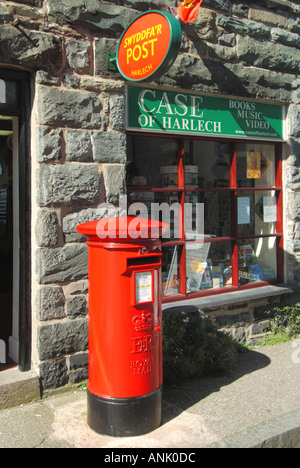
[127, 256, 161, 268]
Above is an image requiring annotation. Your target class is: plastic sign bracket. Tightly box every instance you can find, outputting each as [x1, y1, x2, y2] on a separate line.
[107, 52, 118, 71]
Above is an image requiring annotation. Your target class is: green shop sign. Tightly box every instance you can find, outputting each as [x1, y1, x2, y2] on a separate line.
[126, 86, 284, 141]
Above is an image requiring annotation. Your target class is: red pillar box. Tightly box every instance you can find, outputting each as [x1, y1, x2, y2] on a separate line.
[76, 217, 168, 437]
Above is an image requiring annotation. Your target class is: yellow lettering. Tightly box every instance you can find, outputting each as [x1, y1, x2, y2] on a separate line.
[125, 36, 133, 48]
[156, 24, 162, 35]
[132, 44, 142, 61]
[149, 38, 158, 56]
[142, 42, 149, 59]
[124, 22, 161, 62]
[127, 48, 132, 64]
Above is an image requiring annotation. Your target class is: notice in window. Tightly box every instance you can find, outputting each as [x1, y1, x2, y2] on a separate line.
[238, 197, 250, 224]
[135, 271, 153, 304]
[247, 152, 261, 179]
[263, 196, 277, 223]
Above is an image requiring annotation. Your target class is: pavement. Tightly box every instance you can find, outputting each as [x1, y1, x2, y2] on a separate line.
[0, 340, 300, 449]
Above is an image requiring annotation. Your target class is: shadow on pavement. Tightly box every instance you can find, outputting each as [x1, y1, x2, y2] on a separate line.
[161, 348, 271, 425]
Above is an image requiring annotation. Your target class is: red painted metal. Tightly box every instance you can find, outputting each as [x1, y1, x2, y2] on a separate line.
[77, 217, 168, 399]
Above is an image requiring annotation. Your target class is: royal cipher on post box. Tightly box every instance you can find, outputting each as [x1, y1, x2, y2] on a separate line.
[76, 216, 168, 437]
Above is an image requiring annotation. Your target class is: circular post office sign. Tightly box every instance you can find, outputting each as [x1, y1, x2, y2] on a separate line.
[117, 10, 182, 82]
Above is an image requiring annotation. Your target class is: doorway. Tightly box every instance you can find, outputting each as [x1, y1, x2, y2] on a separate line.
[0, 70, 30, 372]
[0, 116, 16, 369]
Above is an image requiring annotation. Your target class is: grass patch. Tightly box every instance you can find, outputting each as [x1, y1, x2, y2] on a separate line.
[250, 303, 300, 347]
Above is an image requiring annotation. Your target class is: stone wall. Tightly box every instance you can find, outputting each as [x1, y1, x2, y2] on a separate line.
[204, 295, 287, 346]
[0, 0, 300, 390]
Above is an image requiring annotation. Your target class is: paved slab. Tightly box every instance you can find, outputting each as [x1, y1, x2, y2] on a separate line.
[0, 341, 299, 448]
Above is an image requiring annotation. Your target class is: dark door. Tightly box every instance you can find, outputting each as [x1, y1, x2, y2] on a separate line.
[0, 119, 13, 364]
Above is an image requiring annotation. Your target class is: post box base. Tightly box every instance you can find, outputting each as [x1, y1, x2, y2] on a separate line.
[87, 387, 162, 437]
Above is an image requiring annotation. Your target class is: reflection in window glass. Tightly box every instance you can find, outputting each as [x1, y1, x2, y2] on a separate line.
[186, 191, 231, 239]
[237, 144, 275, 188]
[237, 191, 277, 237]
[238, 238, 277, 285]
[127, 136, 178, 188]
[184, 140, 231, 188]
[127, 191, 182, 242]
[0, 80, 18, 110]
[162, 246, 181, 297]
[186, 241, 232, 293]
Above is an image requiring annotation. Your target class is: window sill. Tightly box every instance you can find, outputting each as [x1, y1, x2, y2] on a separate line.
[162, 284, 295, 312]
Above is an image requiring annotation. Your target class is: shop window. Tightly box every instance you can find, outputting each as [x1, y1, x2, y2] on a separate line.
[184, 140, 231, 188]
[186, 191, 232, 238]
[237, 144, 276, 188]
[0, 80, 18, 111]
[126, 135, 283, 301]
[238, 237, 277, 285]
[127, 137, 178, 189]
[186, 240, 232, 294]
[237, 191, 277, 237]
[162, 245, 182, 297]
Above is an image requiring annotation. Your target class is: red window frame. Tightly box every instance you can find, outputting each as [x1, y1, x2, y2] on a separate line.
[126, 133, 283, 304]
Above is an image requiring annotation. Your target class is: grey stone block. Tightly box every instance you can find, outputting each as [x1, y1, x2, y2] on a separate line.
[63, 208, 101, 243]
[69, 352, 89, 370]
[94, 37, 118, 77]
[37, 86, 101, 129]
[36, 244, 88, 284]
[66, 39, 91, 74]
[218, 15, 270, 39]
[0, 4, 13, 23]
[271, 28, 300, 49]
[37, 286, 66, 321]
[65, 130, 92, 162]
[36, 164, 101, 207]
[102, 164, 126, 205]
[38, 319, 88, 360]
[289, 139, 300, 167]
[52, 164, 101, 205]
[287, 105, 300, 138]
[110, 95, 125, 130]
[205, 0, 231, 13]
[237, 36, 300, 74]
[67, 295, 88, 319]
[47, 0, 138, 35]
[36, 127, 63, 163]
[39, 358, 68, 390]
[0, 26, 63, 72]
[36, 165, 52, 207]
[92, 132, 126, 163]
[35, 210, 59, 247]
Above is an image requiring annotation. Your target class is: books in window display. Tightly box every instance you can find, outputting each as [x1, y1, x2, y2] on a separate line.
[186, 241, 211, 292]
[262, 267, 275, 280]
[210, 266, 223, 289]
[239, 244, 254, 265]
[250, 264, 264, 281]
[239, 264, 273, 283]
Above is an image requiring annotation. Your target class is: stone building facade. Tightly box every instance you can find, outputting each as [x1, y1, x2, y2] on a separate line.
[0, 0, 300, 392]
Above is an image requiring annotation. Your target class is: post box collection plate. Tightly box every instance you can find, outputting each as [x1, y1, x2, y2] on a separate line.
[135, 271, 153, 304]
